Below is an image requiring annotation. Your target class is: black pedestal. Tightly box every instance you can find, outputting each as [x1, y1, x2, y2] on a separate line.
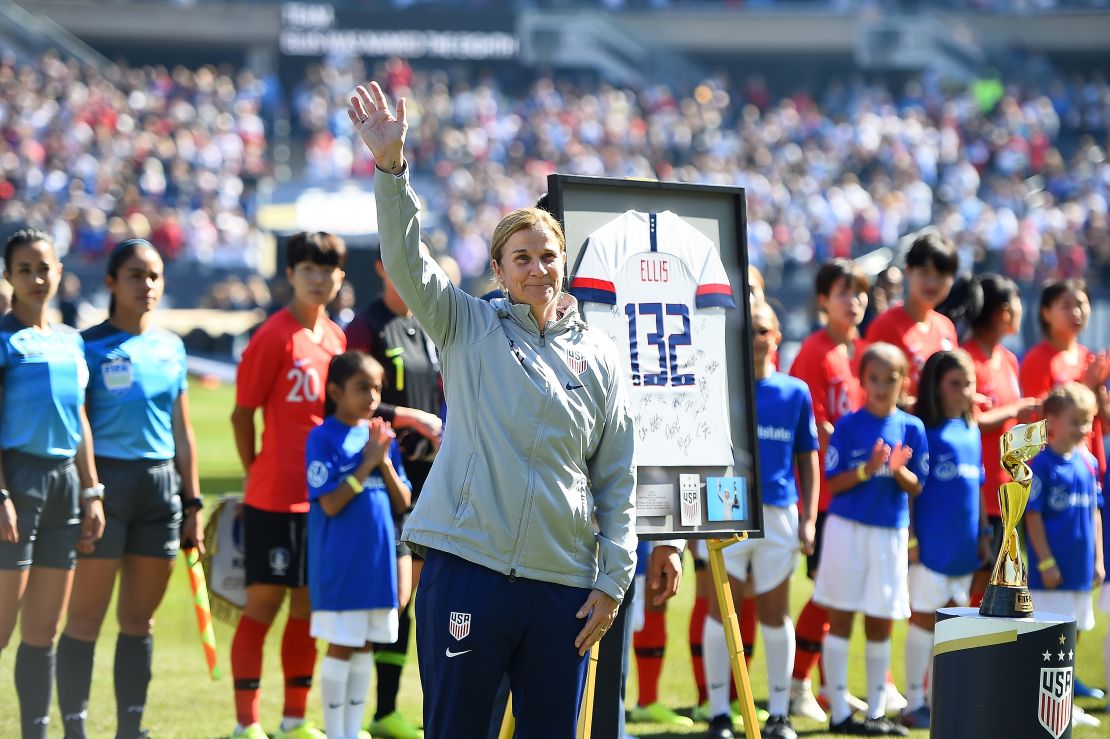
[931, 607, 1077, 739]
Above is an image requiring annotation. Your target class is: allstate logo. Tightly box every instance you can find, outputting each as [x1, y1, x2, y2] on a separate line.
[307, 460, 329, 488]
[824, 446, 839, 472]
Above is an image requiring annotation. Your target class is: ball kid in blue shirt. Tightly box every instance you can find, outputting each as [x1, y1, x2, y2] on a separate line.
[305, 351, 411, 739]
[815, 342, 927, 732]
[1025, 383, 1104, 627]
[903, 349, 987, 723]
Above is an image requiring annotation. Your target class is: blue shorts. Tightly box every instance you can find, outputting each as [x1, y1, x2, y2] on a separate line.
[416, 549, 591, 738]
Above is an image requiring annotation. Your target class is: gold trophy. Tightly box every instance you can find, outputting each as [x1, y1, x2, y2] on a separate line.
[979, 420, 1047, 618]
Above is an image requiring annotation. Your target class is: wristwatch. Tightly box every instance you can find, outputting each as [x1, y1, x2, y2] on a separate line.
[979, 524, 995, 539]
[0, 488, 9, 505]
[181, 497, 204, 513]
[81, 483, 105, 502]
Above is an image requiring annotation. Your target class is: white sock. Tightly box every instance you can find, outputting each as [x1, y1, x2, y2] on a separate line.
[823, 634, 852, 724]
[703, 616, 731, 717]
[279, 717, 305, 732]
[320, 656, 350, 739]
[903, 625, 932, 712]
[346, 651, 374, 738]
[865, 640, 892, 719]
[762, 619, 794, 717]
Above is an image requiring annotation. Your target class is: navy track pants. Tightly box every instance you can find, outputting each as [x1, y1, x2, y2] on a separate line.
[416, 548, 591, 738]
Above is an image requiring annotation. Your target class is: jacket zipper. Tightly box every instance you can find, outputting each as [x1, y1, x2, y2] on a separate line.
[507, 336, 556, 575]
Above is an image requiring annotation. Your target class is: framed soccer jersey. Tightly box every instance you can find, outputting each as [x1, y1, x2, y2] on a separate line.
[548, 175, 762, 539]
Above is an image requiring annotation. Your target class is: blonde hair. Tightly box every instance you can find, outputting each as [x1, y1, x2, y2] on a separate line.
[859, 342, 909, 380]
[750, 300, 780, 332]
[1044, 382, 1097, 422]
[489, 208, 566, 265]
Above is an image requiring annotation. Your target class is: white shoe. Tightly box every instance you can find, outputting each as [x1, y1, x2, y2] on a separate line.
[789, 681, 827, 722]
[1073, 705, 1101, 727]
[883, 681, 908, 713]
[818, 689, 868, 714]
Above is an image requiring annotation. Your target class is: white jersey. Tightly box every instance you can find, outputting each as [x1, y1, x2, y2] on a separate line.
[570, 210, 736, 466]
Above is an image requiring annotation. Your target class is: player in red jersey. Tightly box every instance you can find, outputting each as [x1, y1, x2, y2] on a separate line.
[959, 275, 1040, 606]
[787, 259, 870, 722]
[865, 231, 958, 400]
[228, 232, 348, 739]
[1020, 279, 1110, 477]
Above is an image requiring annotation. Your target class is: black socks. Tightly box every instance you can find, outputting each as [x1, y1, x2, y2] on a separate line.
[57, 634, 96, 739]
[15, 642, 55, 739]
[114, 633, 153, 739]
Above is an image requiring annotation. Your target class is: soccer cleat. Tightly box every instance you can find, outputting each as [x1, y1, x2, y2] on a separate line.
[820, 690, 869, 714]
[731, 699, 770, 722]
[706, 713, 735, 739]
[628, 701, 694, 727]
[1074, 678, 1106, 700]
[358, 732, 373, 739]
[229, 725, 268, 739]
[882, 681, 908, 713]
[828, 715, 878, 735]
[272, 722, 326, 739]
[863, 716, 909, 736]
[762, 714, 798, 739]
[1073, 706, 1101, 727]
[898, 705, 931, 729]
[789, 682, 827, 722]
[369, 711, 425, 739]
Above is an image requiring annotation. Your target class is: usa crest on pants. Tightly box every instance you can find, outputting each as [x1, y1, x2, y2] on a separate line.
[1038, 666, 1072, 739]
[449, 611, 471, 641]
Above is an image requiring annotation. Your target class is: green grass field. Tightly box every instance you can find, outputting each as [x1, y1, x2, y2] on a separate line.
[1, 377, 1107, 737]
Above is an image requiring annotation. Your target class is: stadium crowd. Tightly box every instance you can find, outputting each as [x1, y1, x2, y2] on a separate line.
[0, 52, 269, 268]
[295, 58, 1110, 292]
[2, 50, 1110, 297]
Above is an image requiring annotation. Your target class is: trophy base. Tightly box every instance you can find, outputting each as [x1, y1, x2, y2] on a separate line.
[978, 584, 1034, 618]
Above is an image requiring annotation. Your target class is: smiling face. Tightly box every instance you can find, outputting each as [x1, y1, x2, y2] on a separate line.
[5, 239, 61, 308]
[108, 246, 164, 316]
[491, 224, 566, 322]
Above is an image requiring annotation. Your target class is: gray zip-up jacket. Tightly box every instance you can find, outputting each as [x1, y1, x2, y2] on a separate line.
[375, 168, 637, 602]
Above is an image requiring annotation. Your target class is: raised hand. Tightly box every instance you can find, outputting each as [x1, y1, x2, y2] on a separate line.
[888, 442, 913, 472]
[348, 81, 408, 174]
[1084, 350, 1110, 389]
[1016, 397, 1042, 424]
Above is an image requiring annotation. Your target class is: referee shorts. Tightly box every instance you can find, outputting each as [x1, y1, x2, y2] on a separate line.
[82, 457, 182, 560]
[0, 450, 80, 570]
